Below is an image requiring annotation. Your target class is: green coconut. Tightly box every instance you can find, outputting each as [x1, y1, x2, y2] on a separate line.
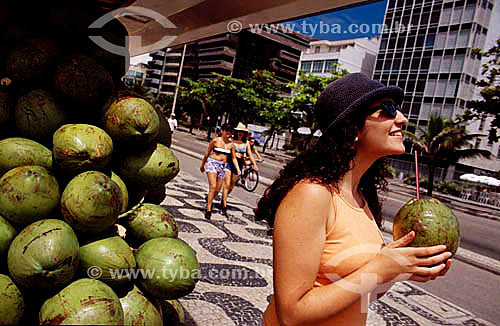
[111, 171, 129, 214]
[0, 274, 25, 325]
[79, 236, 136, 287]
[0, 165, 60, 226]
[61, 171, 122, 233]
[117, 142, 180, 187]
[0, 215, 16, 257]
[119, 285, 162, 326]
[135, 238, 200, 299]
[54, 53, 113, 104]
[0, 137, 52, 175]
[160, 299, 185, 325]
[7, 219, 79, 290]
[15, 89, 67, 141]
[393, 198, 461, 256]
[0, 91, 9, 128]
[6, 38, 60, 85]
[103, 96, 160, 146]
[52, 124, 113, 174]
[126, 203, 178, 243]
[39, 278, 124, 325]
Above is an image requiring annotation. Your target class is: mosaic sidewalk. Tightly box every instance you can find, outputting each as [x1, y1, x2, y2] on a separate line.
[162, 171, 494, 326]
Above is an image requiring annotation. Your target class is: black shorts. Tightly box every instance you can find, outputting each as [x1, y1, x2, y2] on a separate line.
[226, 157, 245, 174]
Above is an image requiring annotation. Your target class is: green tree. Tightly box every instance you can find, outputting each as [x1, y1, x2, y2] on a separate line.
[464, 38, 500, 142]
[403, 113, 491, 196]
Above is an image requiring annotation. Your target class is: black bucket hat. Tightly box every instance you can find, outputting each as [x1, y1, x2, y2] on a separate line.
[315, 73, 404, 135]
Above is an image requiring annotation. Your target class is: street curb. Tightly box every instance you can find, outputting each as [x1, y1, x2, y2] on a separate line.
[172, 143, 500, 276]
[171, 144, 275, 187]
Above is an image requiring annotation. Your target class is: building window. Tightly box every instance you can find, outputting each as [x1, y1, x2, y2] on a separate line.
[424, 79, 437, 96]
[324, 59, 338, 73]
[426, 35, 435, 48]
[451, 55, 465, 72]
[440, 7, 452, 24]
[441, 55, 453, 72]
[447, 31, 458, 48]
[451, 6, 463, 24]
[300, 61, 312, 72]
[463, 4, 476, 22]
[312, 60, 324, 72]
[315, 47, 321, 53]
[435, 32, 447, 49]
[457, 30, 470, 48]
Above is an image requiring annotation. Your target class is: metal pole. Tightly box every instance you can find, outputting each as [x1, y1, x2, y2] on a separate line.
[171, 43, 187, 114]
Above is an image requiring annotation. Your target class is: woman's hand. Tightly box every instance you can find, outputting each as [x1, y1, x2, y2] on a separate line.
[375, 231, 453, 284]
[200, 165, 205, 173]
[253, 164, 259, 172]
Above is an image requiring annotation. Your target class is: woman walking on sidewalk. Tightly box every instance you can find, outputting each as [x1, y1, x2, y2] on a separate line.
[200, 123, 238, 220]
[255, 73, 453, 326]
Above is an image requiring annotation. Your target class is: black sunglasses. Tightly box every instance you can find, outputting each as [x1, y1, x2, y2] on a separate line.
[369, 101, 400, 118]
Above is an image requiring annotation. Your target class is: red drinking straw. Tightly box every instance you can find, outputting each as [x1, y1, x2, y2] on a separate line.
[414, 150, 420, 200]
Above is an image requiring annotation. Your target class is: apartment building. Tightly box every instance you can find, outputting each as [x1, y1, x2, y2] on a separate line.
[374, 0, 498, 176]
[298, 36, 381, 78]
[143, 29, 313, 95]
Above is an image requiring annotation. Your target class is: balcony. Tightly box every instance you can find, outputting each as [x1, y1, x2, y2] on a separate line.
[198, 60, 233, 71]
[148, 60, 163, 66]
[162, 81, 177, 86]
[269, 61, 296, 77]
[147, 69, 162, 75]
[164, 72, 178, 76]
[151, 50, 166, 57]
[198, 46, 236, 58]
[165, 62, 180, 67]
[145, 77, 160, 84]
[198, 34, 238, 46]
[279, 50, 299, 64]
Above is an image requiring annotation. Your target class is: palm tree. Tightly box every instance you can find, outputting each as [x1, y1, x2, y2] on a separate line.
[403, 113, 491, 196]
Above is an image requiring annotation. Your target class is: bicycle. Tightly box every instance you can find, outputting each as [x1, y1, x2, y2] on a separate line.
[237, 165, 259, 192]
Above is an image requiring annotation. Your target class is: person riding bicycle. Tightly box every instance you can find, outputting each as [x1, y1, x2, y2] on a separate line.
[248, 136, 264, 163]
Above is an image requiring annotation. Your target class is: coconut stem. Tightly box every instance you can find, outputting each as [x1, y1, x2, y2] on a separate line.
[415, 150, 420, 200]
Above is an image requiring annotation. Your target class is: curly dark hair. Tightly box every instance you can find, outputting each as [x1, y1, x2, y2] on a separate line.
[254, 114, 392, 228]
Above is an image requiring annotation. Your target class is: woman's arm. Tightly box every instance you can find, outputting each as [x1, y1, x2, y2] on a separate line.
[252, 144, 263, 161]
[273, 183, 451, 326]
[200, 139, 215, 173]
[246, 142, 258, 171]
[231, 146, 241, 176]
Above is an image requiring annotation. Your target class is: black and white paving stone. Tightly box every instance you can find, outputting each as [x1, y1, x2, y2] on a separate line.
[160, 171, 493, 326]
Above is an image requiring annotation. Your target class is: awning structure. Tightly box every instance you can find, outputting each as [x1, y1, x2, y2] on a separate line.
[117, 0, 373, 56]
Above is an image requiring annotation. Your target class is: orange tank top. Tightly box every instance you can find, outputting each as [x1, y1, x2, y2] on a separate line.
[262, 192, 385, 326]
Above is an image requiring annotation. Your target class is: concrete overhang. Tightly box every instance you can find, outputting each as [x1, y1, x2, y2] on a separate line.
[118, 0, 375, 56]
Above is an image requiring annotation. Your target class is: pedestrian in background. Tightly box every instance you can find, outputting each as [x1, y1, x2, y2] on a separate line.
[168, 113, 178, 132]
[255, 73, 452, 326]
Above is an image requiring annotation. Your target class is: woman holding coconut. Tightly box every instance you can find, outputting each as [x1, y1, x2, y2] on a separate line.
[255, 73, 453, 326]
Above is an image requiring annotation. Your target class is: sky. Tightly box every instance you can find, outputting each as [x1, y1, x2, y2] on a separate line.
[285, 0, 388, 41]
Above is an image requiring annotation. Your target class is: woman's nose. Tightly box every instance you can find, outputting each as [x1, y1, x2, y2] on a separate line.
[395, 110, 408, 126]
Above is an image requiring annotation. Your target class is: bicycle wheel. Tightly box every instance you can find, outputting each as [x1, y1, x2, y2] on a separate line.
[244, 169, 259, 192]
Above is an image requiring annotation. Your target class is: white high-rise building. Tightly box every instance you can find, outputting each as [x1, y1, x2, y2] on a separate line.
[298, 36, 381, 80]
